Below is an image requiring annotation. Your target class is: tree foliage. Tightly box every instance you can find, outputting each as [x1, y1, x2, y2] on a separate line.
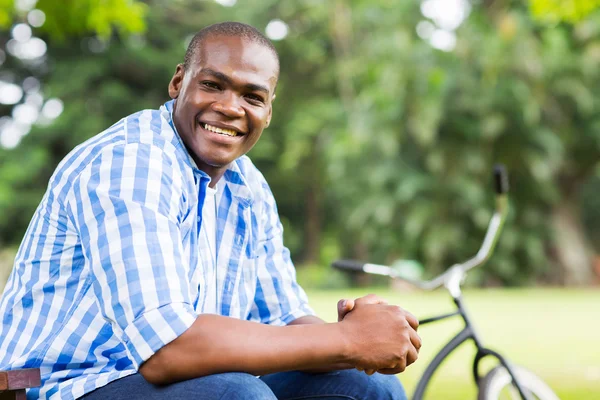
[531, 0, 600, 22]
[1, 0, 598, 287]
[0, 0, 146, 38]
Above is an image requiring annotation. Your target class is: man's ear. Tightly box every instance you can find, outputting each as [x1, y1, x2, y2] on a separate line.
[168, 64, 185, 99]
[266, 94, 276, 127]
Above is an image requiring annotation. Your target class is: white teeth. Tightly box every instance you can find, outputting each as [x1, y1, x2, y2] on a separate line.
[204, 123, 237, 137]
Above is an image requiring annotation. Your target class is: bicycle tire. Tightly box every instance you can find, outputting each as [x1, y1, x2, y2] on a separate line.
[478, 365, 560, 400]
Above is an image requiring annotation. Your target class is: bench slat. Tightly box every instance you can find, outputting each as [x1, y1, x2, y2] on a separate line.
[0, 369, 41, 391]
[0, 388, 27, 400]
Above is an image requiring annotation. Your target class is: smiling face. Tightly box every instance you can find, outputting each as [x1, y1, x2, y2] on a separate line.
[168, 34, 278, 183]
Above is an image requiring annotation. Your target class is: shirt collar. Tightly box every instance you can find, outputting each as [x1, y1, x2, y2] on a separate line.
[161, 99, 254, 206]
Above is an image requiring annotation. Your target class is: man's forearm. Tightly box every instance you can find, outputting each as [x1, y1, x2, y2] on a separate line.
[288, 315, 354, 373]
[139, 314, 351, 385]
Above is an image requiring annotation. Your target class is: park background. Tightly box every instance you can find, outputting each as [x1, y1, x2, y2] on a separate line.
[0, 0, 598, 398]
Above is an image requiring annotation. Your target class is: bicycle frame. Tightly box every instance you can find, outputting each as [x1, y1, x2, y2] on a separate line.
[332, 166, 533, 399]
[412, 293, 532, 400]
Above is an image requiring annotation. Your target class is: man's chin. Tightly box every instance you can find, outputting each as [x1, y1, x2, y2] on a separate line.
[193, 154, 236, 174]
[205, 160, 231, 168]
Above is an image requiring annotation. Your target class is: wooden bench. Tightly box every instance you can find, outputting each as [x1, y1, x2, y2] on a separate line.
[0, 369, 41, 400]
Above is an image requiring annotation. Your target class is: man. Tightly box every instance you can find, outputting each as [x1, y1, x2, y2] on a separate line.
[0, 22, 421, 399]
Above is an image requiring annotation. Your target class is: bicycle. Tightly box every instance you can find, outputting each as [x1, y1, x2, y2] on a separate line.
[332, 166, 560, 400]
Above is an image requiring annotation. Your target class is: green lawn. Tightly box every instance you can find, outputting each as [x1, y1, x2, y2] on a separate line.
[305, 288, 600, 400]
[1, 266, 598, 398]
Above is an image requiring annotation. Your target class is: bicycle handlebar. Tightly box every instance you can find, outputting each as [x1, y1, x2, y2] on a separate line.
[332, 259, 449, 290]
[331, 259, 367, 273]
[332, 165, 510, 292]
[494, 164, 509, 195]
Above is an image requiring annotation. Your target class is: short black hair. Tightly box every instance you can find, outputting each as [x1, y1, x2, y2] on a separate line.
[183, 21, 280, 76]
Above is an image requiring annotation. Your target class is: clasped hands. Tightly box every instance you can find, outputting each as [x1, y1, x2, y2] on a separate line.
[336, 294, 421, 375]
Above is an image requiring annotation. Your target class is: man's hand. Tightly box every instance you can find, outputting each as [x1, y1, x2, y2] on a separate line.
[337, 295, 421, 375]
[337, 293, 388, 322]
[337, 294, 391, 375]
[337, 294, 392, 375]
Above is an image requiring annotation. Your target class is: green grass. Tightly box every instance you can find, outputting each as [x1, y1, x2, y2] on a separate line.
[305, 288, 600, 400]
[1, 261, 598, 399]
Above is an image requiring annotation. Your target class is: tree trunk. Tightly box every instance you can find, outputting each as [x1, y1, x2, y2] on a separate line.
[551, 195, 595, 286]
[351, 240, 373, 286]
[303, 180, 321, 264]
[302, 134, 323, 265]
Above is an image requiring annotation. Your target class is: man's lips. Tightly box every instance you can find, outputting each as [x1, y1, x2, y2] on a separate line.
[197, 121, 245, 143]
[199, 121, 245, 137]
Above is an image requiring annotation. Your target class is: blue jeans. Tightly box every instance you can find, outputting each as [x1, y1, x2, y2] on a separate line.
[79, 370, 407, 399]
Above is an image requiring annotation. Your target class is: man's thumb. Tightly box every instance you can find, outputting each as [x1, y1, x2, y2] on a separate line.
[337, 299, 354, 321]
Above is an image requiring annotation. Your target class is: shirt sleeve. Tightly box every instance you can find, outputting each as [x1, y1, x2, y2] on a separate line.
[249, 175, 316, 326]
[67, 142, 197, 369]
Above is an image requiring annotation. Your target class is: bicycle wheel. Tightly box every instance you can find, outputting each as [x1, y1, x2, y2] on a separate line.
[478, 365, 560, 400]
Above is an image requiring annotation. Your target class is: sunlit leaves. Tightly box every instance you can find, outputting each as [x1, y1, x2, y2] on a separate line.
[0, 0, 13, 27]
[531, 0, 600, 23]
[2, 0, 147, 38]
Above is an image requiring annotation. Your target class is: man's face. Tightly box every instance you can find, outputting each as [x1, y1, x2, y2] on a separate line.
[169, 35, 278, 175]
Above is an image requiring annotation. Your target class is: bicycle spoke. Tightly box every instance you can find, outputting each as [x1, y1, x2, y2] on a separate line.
[508, 384, 521, 399]
[500, 384, 540, 400]
[496, 383, 523, 400]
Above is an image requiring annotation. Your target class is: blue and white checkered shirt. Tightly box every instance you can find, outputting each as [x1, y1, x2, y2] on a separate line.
[0, 100, 314, 399]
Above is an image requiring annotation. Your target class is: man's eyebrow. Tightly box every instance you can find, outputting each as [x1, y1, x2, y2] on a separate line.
[244, 83, 270, 95]
[200, 68, 232, 84]
[200, 68, 270, 95]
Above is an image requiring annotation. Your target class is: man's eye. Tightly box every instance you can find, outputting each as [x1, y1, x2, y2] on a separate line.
[201, 81, 220, 90]
[245, 94, 264, 104]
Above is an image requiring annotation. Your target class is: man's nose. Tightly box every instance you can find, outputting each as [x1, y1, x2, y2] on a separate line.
[212, 92, 244, 118]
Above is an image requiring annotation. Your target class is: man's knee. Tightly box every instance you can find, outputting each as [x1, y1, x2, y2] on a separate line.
[205, 372, 277, 400]
[81, 372, 277, 400]
[333, 370, 406, 400]
[365, 372, 407, 400]
[260, 369, 406, 400]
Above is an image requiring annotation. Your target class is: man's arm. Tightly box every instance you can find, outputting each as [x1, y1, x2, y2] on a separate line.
[288, 315, 326, 325]
[288, 315, 355, 373]
[139, 314, 347, 384]
[139, 302, 420, 385]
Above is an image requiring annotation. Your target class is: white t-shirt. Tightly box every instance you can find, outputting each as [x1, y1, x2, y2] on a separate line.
[200, 182, 220, 314]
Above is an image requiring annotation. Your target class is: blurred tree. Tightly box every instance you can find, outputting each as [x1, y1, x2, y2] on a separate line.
[0, 0, 146, 39]
[268, 0, 599, 285]
[318, 0, 600, 285]
[581, 173, 600, 252]
[0, 0, 147, 247]
[444, 5, 600, 285]
[531, 0, 600, 22]
[1, 0, 598, 286]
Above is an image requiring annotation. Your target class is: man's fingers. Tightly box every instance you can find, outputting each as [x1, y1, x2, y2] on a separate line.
[365, 369, 376, 375]
[336, 299, 347, 319]
[340, 293, 390, 321]
[337, 298, 355, 321]
[354, 293, 388, 307]
[409, 329, 422, 352]
[394, 357, 407, 373]
[406, 346, 419, 367]
[404, 310, 419, 331]
[375, 367, 402, 375]
[356, 366, 376, 375]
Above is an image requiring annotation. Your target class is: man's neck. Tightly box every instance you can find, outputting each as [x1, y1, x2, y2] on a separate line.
[195, 160, 227, 188]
